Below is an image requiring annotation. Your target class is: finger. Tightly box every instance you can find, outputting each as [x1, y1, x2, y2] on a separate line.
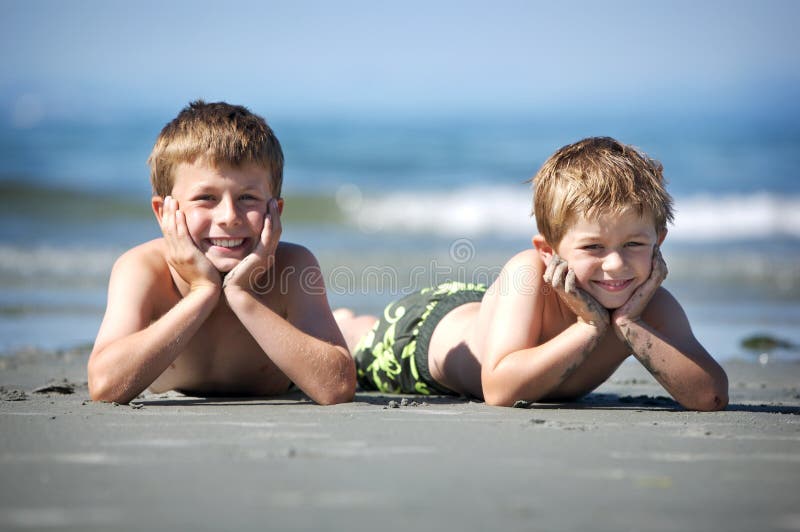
[270, 198, 283, 238]
[222, 262, 241, 289]
[160, 196, 173, 231]
[260, 206, 273, 247]
[162, 197, 179, 241]
[652, 247, 668, 280]
[175, 209, 188, 239]
[552, 261, 568, 289]
[543, 253, 560, 283]
[565, 268, 576, 293]
[543, 258, 555, 284]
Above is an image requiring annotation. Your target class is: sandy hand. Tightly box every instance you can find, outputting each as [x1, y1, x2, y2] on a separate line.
[543, 254, 610, 330]
[612, 246, 668, 339]
[223, 198, 282, 293]
[160, 196, 220, 291]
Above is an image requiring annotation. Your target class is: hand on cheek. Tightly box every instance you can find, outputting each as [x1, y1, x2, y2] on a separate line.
[160, 196, 221, 291]
[223, 198, 283, 293]
[611, 246, 668, 338]
[543, 253, 610, 330]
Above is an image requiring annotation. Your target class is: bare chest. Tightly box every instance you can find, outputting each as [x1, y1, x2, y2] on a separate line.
[149, 298, 291, 396]
[540, 296, 627, 356]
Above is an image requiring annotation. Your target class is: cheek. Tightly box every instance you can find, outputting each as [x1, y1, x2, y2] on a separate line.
[183, 210, 207, 238]
[563, 257, 595, 286]
[246, 210, 265, 233]
[630, 250, 654, 276]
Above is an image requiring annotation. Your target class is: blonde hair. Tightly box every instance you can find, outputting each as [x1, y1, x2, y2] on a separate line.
[531, 136, 674, 245]
[147, 100, 284, 198]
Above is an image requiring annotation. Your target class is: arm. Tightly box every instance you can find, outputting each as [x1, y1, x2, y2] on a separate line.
[222, 199, 356, 405]
[88, 197, 221, 403]
[616, 295, 728, 411]
[479, 251, 610, 406]
[612, 248, 728, 411]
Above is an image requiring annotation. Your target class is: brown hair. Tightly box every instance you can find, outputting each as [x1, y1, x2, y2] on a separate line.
[147, 100, 284, 198]
[531, 136, 674, 245]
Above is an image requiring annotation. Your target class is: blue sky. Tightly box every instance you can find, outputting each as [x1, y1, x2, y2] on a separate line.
[2, 0, 799, 121]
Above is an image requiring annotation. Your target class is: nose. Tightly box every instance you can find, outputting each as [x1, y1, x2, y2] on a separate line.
[214, 195, 241, 226]
[602, 249, 625, 272]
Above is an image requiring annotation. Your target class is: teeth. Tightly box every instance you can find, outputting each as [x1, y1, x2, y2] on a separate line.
[210, 238, 244, 248]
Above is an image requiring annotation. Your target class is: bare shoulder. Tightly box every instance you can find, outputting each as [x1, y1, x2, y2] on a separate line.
[641, 286, 692, 334]
[113, 238, 168, 278]
[485, 248, 544, 302]
[273, 241, 322, 286]
[93, 239, 175, 354]
[274, 241, 319, 270]
[504, 248, 543, 278]
[269, 242, 326, 303]
[274, 242, 342, 342]
[505, 248, 540, 268]
[475, 248, 548, 360]
[109, 239, 174, 304]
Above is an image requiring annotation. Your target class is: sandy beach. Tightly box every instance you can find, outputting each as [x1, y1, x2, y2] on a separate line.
[1, 347, 798, 532]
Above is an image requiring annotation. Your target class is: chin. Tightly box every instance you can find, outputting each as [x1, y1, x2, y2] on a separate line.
[592, 293, 630, 311]
[209, 258, 240, 274]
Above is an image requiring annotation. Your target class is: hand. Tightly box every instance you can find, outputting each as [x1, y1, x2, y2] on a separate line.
[543, 254, 610, 330]
[160, 196, 221, 292]
[612, 246, 668, 340]
[223, 198, 282, 294]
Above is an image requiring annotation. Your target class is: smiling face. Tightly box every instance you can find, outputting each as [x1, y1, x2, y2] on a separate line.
[545, 208, 665, 309]
[155, 159, 274, 273]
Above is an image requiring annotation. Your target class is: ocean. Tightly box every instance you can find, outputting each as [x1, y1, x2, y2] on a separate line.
[1, 109, 799, 362]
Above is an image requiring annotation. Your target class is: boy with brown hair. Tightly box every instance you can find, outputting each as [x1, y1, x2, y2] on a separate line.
[336, 136, 728, 410]
[89, 101, 355, 405]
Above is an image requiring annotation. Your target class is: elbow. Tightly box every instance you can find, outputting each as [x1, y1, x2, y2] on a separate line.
[483, 392, 516, 408]
[481, 371, 531, 408]
[702, 368, 730, 411]
[694, 384, 729, 412]
[484, 389, 541, 408]
[87, 361, 130, 404]
[87, 360, 108, 401]
[316, 382, 355, 406]
[88, 376, 124, 404]
[315, 358, 357, 406]
[689, 390, 728, 412]
[686, 374, 729, 412]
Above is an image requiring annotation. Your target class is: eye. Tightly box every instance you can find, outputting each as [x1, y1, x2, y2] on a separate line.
[239, 194, 262, 201]
[624, 241, 647, 248]
[581, 244, 602, 251]
[192, 194, 215, 202]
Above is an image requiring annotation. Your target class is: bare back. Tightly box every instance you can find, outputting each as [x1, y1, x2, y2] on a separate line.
[427, 249, 631, 400]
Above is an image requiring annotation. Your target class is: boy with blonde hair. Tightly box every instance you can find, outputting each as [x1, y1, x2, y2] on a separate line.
[337, 136, 728, 410]
[89, 101, 355, 405]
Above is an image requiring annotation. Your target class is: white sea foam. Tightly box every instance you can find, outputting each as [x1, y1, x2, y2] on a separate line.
[348, 186, 800, 241]
[0, 244, 120, 283]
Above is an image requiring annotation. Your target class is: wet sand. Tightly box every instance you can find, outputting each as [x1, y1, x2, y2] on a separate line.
[1, 347, 799, 532]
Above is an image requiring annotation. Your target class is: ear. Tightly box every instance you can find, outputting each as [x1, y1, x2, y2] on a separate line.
[657, 228, 667, 246]
[151, 196, 165, 222]
[532, 234, 555, 264]
[276, 198, 284, 216]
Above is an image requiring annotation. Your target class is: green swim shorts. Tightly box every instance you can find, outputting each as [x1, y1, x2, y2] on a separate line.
[353, 281, 487, 395]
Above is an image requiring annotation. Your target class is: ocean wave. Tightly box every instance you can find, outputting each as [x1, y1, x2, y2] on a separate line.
[342, 185, 800, 241]
[0, 244, 120, 285]
[5, 180, 799, 242]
